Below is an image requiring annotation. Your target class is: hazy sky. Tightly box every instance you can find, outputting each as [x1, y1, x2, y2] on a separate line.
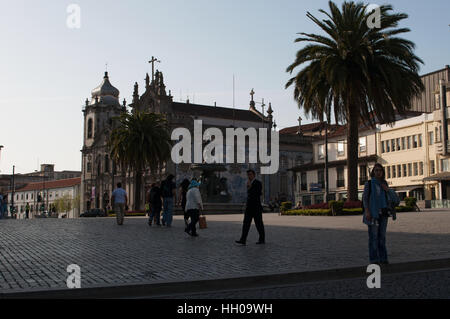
[0, 0, 449, 174]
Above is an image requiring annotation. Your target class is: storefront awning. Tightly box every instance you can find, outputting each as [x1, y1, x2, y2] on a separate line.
[423, 172, 450, 182]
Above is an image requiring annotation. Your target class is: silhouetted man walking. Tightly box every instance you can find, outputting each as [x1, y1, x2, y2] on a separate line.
[236, 169, 265, 245]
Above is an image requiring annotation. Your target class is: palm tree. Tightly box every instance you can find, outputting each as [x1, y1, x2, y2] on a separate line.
[286, 1, 424, 201]
[109, 111, 172, 210]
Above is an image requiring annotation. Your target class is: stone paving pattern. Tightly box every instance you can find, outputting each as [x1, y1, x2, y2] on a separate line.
[166, 269, 450, 299]
[1, 211, 450, 293]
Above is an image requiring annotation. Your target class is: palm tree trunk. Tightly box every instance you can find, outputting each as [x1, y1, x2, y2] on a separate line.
[134, 169, 143, 211]
[325, 121, 329, 202]
[347, 103, 359, 201]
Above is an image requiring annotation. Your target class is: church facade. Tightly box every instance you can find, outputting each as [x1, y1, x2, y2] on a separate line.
[80, 66, 312, 213]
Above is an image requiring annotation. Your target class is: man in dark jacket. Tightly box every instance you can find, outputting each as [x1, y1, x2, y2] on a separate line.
[148, 182, 162, 226]
[236, 169, 265, 245]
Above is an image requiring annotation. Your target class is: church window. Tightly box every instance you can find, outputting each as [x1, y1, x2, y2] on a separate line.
[87, 118, 93, 139]
[104, 155, 110, 173]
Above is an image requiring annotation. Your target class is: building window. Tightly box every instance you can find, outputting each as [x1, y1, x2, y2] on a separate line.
[397, 164, 402, 178]
[337, 141, 345, 156]
[430, 160, 435, 175]
[387, 166, 391, 179]
[359, 165, 367, 185]
[314, 194, 324, 204]
[87, 118, 93, 139]
[104, 155, 110, 173]
[401, 137, 406, 150]
[418, 134, 423, 147]
[441, 159, 450, 172]
[337, 167, 345, 187]
[295, 156, 303, 166]
[381, 141, 385, 153]
[392, 165, 396, 178]
[318, 145, 325, 159]
[408, 163, 412, 176]
[428, 131, 434, 145]
[396, 138, 401, 151]
[413, 135, 418, 148]
[300, 172, 307, 191]
[439, 126, 443, 142]
[413, 162, 418, 176]
[359, 137, 367, 152]
[419, 162, 424, 175]
[391, 139, 395, 152]
[280, 155, 288, 168]
[386, 140, 390, 152]
[402, 164, 407, 177]
[407, 136, 411, 149]
[302, 195, 312, 207]
[87, 162, 92, 173]
[317, 170, 325, 188]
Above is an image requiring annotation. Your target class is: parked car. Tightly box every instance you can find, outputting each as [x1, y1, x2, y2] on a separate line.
[80, 209, 106, 218]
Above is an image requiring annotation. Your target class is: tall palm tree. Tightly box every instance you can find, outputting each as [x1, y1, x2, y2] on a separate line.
[109, 111, 172, 210]
[286, 1, 424, 201]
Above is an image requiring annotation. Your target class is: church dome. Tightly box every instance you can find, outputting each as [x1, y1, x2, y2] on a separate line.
[91, 72, 120, 98]
[90, 72, 120, 106]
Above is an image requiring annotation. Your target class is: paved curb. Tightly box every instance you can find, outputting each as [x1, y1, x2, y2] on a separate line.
[1, 258, 450, 299]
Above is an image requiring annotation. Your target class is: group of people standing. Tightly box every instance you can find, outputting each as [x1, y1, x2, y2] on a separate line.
[146, 175, 203, 237]
[110, 169, 266, 243]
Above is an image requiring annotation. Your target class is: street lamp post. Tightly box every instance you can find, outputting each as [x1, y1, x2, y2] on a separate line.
[11, 165, 15, 218]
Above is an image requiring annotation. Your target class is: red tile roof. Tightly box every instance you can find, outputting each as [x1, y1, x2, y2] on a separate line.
[10, 177, 81, 193]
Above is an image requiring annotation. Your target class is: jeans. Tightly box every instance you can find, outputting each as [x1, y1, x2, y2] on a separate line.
[368, 216, 388, 263]
[150, 204, 161, 225]
[186, 209, 200, 235]
[114, 203, 125, 225]
[162, 197, 174, 226]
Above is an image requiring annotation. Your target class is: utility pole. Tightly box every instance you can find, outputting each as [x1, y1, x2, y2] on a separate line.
[325, 103, 331, 202]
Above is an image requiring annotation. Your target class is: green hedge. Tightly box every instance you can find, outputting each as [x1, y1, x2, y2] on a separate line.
[280, 201, 293, 211]
[108, 212, 146, 217]
[341, 208, 363, 215]
[395, 205, 415, 212]
[329, 200, 345, 215]
[282, 209, 332, 216]
[282, 205, 415, 217]
[404, 197, 417, 207]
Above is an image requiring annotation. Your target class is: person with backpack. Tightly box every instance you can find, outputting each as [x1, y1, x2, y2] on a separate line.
[362, 163, 399, 265]
[161, 174, 176, 227]
[148, 182, 162, 226]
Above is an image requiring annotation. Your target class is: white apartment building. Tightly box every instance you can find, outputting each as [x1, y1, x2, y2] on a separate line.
[291, 124, 378, 206]
[6, 177, 81, 218]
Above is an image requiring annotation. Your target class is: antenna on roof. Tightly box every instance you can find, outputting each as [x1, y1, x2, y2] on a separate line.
[233, 74, 236, 128]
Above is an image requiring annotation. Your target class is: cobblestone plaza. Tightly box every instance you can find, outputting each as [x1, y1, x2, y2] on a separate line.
[1, 211, 450, 294]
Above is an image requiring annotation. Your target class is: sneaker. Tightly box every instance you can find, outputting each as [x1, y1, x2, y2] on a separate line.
[184, 228, 191, 235]
[235, 240, 246, 246]
[191, 233, 199, 237]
